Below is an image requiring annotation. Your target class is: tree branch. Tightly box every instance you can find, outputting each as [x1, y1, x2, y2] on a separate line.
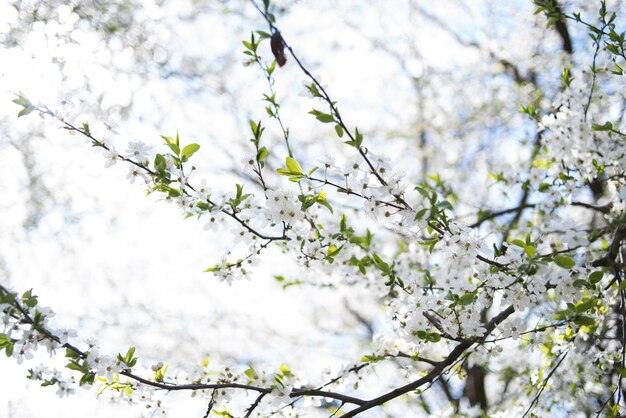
[470, 201, 611, 228]
[341, 306, 515, 417]
[249, 0, 413, 211]
[0, 283, 368, 407]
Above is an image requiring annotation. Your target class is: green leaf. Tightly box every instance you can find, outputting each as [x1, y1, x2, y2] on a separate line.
[438, 200, 453, 211]
[244, 367, 257, 381]
[560, 68, 573, 87]
[154, 154, 167, 173]
[285, 157, 303, 174]
[512, 236, 536, 258]
[118, 347, 137, 368]
[415, 186, 431, 200]
[589, 271, 603, 285]
[360, 354, 384, 363]
[214, 409, 235, 418]
[80, 372, 96, 386]
[309, 109, 334, 123]
[458, 292, 477, 306]
[518, 102, 539, 119]
[317, 198, 334, 214]
[554, 255, 575, 269]
[249, 120, 262, 138]
[13, 94, 36, 118]
[317, 114, 334, 123]
[511, 239, 526, 248]
[154, 363, 168, 382]
[301, 82, 319, 97]
[414, 208, 429, 220]
[5, 342, 13, 357]
[65, 348, 81, 359]
[279, 364, 292, 376]
[326, 244, 341, 258]
[372, 254, 389, 272]
[354, 128, 363, 148]
[334, 124, 344, 138]
[277, 168, 304, 181]
[256, 30, 271, 39]
[575, 299, 595, 313]
[181, 143, 200, 160]
[0, 334, 14, 357]
[0, 288, 16, 304]
[532, 157, 554, 170]
[126, 347, 135, 362]
[12, 94, 31, 107]
[66, 360, 87, 372]
[80, 121, 91, 136]
[17, 106, 35, 117]
[256, 146, 268, 162]
[161, 135, 180, 155]
[572, 279, 588, 288]
[592, 121, 613, 131]
[538, 183, 551, 192]
[22, 289, 38, 308]
[573, 315, 595, 327]
[267, 60, 276, 75]
[299, 193, 316, 210]
[524, 245, 536, 257]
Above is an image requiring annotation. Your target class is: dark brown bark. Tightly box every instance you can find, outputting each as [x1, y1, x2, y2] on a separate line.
[463, 365, 488, 410]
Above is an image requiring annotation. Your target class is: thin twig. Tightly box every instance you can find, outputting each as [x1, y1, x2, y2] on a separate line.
[203, 389, 218, 418]
[521, 350, 569, 418]
[244, 392, 267, 418]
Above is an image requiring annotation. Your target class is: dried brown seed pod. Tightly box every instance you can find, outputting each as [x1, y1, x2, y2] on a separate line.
[270, 31, 287, 67]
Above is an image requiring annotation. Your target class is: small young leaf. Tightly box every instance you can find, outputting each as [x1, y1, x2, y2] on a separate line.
[181, 143, 200, 160]
[154, 154, 167, 173]
[592, 121, 613, 131]
[244, 367, 257, 381]
[256, 30, 271, 39]
[315, 113, 335, 123]
[162, 136, 180, 156]
[256, 146, 268, 162]
[12, 94, 36, 117]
